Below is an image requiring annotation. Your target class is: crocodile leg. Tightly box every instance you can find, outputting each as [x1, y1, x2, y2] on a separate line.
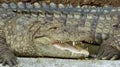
[0, 12, 17, 67]
[97, 22, 120, 60]
[97, 36, 120, 60]
[0, 37, 17, 67]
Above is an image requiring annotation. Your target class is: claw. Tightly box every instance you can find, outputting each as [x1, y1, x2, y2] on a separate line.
[97, 37, 120, 60]
[2, 60, 6, 66]
[110, 55, 118, 60]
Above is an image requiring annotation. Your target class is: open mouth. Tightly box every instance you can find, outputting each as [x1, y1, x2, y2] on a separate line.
[51, 40, 90, 57]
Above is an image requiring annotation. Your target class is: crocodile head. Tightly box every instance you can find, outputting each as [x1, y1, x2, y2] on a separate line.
[33, 13, 91, 58]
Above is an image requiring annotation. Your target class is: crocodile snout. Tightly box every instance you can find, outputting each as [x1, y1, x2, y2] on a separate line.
[52, 42, 89, 58]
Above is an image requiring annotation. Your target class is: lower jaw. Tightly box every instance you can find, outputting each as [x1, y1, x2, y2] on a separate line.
[34, 37, 99, 58]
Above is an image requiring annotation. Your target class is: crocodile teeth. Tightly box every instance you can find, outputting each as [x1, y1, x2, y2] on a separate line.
[90, 41, 93, 43]
[88, 41, 91, 43]
[52, 42, 89, 57]
[61, 41, 64, 43]
[78, 41, 81, 44]
[85, 40, 88, 42]
[85, 40, 93, 43]
[58, 41, 64, 44]
[72, 41, 75, 46]
[87, 41, 91, 43]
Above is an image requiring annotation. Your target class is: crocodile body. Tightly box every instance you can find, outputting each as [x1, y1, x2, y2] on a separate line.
[0, 1, 120, 67]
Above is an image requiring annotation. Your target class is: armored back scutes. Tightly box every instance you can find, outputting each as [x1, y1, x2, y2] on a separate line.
[1, 1, 120, 16]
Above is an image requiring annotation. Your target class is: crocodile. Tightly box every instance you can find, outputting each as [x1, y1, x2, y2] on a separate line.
[0, 0, 120, 67]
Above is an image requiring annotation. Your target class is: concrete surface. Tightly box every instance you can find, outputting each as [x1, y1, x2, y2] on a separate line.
[1, 58, 120, 67]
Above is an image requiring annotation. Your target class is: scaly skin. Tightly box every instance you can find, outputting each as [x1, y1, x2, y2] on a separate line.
[0, 5, 90, 67]
[0, 1, 120, 67]
[97, 25, 120, 60]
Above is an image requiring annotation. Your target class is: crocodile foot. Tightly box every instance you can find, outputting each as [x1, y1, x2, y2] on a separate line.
[97, 37, 120, 60]
[0, 50, 17, 67]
